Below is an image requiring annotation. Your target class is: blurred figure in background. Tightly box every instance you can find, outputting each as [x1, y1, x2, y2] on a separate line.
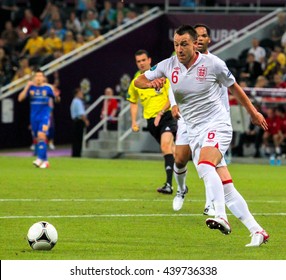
[17, 8, 41, 38]
[248, 38, 266, 70]
[263, 107, 283, 165]
[254, 75, 269, 88]
[101, 87, 119, 131]
[18, 70, 60, 168]
[239, 53, 263, 87]
[232, 103, 265, 158]
[70, 87, 90, 157]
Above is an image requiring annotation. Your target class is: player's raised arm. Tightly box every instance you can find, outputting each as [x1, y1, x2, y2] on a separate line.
[228, 82, 268, 131]
[135, 74, 166, 91]
[18, 80, 33, 102]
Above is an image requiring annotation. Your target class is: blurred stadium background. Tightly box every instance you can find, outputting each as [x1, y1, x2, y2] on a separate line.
[1, 0, 286, 160]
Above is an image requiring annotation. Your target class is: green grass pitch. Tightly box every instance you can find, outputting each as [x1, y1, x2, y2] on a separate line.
[0, 156, 285, 260]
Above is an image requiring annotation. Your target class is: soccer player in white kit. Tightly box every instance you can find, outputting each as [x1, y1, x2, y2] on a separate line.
[171, 24, 231, 216]
[135, 24, 269, 247]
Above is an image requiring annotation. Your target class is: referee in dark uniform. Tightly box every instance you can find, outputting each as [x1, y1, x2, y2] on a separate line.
[70, 88, 89, 157]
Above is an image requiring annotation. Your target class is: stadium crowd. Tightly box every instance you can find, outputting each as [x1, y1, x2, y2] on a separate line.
[1, 1, 286, 164]
[0, 0, 147, 87]
[226, 12, 286, 163]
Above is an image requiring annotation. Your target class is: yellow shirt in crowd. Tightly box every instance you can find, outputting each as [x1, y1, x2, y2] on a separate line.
[62, 40, 77, 54]
[23, 36, 44, 56]
[44, 37, 63, 54]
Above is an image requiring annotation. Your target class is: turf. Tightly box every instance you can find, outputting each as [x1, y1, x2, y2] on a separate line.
[0, 156, 285, 260]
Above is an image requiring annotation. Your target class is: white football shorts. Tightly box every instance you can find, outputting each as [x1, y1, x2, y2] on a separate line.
[188, 122, 233, 167]
[175, 118, 189, 146]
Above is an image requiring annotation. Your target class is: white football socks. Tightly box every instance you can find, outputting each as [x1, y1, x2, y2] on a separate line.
[197, 162, 227, 221]
[173, 164, 187, 193]
[223, 181, 263, 234]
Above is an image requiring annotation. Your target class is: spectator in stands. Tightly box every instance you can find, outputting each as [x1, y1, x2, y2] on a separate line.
[232, 103, 264, 158]
[11, 57, 33, 90]
[263, 107, 283, 165]
[254, 75, 269, 88]
[114, 0, 129, 19]
[271, 12, 286, 47]
[43, 28, 63, 55]
[20, 30, 44, 59]
[101, 87, 119, 131]
[99, 0, 116, 34]
[66, 10, 82, 35]
[13, 57, 32, 79]
[238, 79, 249, 88]
[276, 105, 286, 155]
[75, 0, 89, 21]
[114, 1, 129, 29]
[1, 20, 19, 51]
[62, 31, 77, 54]
[75, 33, 85, 48]
[12, 66, 26, 81]
[115, 10, 128, 29]
[18, 8, 41, 37]
[40, 1, 61, 35]
[240, 53, 263, 87]
[248, 38, 266, 70]
[263, 50, 284, 83]
[53, 19, 67, 41]
[82, 9, 101, 41]
[19, 29, 44, 67]
[124, 9, 137, 23]
[0, 47, 13, 86]
[0, 0, 19, 30]
[272, 73, 286, 88]
[274, 45, 286, 68]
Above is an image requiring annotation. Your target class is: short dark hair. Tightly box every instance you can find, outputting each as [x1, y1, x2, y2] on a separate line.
[193, 23, 211, 37]
[135, 49, 149, 57]
[174, 25, 197, 40]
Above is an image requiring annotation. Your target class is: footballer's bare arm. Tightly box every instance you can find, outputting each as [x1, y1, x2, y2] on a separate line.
[228, 82, 268, 131]
[135, 74, 166, 91]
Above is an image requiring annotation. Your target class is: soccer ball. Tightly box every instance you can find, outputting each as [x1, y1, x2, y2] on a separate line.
[27, 221, 58, 250]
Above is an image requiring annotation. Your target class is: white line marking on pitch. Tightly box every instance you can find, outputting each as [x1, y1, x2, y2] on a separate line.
[0, 198, 285, 203]
[0, 213, 286, 219]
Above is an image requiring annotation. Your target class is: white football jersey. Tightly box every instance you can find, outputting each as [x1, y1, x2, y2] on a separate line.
[145, 52, 235, 133]
[207, 52, 230, 113]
